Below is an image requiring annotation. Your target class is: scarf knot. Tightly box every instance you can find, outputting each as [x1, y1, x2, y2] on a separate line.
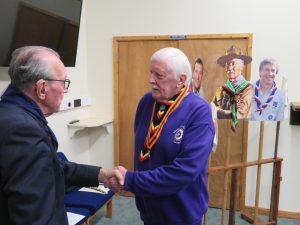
[222, 78, 249, 131]
[254, 80, 277, 115]
[139, 85, 191, 162]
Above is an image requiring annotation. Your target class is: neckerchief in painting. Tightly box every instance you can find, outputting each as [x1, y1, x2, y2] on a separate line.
[222, 78, 249, 130]
[254, 80, 277, 115]
[139, 85, 191, 162]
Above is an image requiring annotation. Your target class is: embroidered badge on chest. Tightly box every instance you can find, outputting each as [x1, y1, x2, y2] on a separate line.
[173, 126, 185, 144]
[272, 101, 278, 109]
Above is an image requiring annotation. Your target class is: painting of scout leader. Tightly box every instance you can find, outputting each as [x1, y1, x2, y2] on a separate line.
[212, 45, 253, 130]
[251, 58, 286, 121]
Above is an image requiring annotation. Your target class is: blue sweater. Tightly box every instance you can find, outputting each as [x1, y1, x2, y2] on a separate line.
[125, 92, 215, 225]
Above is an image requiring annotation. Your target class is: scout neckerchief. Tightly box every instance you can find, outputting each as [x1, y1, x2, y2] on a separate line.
[139, 85, 191, 162]
[254, 80, 277, 115]
[222, 78, 249, 131]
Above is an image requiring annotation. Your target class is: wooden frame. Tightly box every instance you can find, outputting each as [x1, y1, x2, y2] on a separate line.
[206, 157, 282, 225]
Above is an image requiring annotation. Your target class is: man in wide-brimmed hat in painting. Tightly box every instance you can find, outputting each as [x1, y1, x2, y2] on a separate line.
[212, 45, 253, 130]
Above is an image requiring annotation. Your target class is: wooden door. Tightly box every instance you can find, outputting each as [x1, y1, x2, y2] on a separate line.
[114, 34, 252, 208]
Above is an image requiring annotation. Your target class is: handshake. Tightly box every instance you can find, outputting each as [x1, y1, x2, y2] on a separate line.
[98, 166, 127, 194]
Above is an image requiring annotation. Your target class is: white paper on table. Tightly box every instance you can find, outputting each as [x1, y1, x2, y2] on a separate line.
[79, 185, 109, 194]
[67, 212, 85, 225]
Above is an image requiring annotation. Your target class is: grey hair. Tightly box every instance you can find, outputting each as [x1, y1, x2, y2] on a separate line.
[151, 47, 192, 84]
[8, 46, 60, 92]
[259, 58, 279, 74]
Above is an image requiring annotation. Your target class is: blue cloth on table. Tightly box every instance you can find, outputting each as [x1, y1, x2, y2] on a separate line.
[57, 152, 114, 214]
[64, 189, 114, 214]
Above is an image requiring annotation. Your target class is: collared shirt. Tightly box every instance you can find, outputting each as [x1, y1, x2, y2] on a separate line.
[251, 80, 285, 121]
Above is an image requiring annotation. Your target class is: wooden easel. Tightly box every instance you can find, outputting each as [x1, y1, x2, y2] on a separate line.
[241, 121, 282, 225]
[203, 120, 234, 225]
[221, 121, 232, 225]
[204, 121, 282, 225]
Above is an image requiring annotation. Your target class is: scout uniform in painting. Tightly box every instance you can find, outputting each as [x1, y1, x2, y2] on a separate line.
[251, 58, 286, 121]
[251, 80, 285, 121]
[212, 45, 253, 130]
[213, 78, 253, 119]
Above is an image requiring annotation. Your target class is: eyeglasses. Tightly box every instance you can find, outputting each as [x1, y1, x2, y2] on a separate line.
[44, 78, 71, 89]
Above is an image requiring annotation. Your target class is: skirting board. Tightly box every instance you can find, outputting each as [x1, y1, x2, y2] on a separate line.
[244, 205, 300, 221]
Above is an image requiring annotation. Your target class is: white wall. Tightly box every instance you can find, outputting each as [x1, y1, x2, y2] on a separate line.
[84, 0, 300, 212]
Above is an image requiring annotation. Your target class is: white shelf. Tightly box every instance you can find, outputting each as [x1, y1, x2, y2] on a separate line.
[67, 117, 113, 138]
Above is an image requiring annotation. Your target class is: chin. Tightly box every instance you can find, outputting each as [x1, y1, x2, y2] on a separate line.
[44, 112, 54, 117]
[151, 93, 161, 102]
[152, 91, 159, 97]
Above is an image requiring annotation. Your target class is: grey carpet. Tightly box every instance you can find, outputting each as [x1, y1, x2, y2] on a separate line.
[91, 196, 300, 225]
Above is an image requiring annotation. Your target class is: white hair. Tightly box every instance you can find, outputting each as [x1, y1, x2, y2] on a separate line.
[151, 47, 192, 84]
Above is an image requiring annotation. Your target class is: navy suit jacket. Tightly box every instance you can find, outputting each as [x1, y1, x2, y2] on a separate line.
[0, 104, 100, 225]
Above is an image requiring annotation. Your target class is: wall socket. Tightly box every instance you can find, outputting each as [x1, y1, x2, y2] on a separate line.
[59, 96, 92, 111]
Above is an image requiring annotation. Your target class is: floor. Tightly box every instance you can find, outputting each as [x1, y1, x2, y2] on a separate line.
[91, 196, 300, 225]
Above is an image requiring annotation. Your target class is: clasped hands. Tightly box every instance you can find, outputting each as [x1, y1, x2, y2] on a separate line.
[98, 166, 127, 194]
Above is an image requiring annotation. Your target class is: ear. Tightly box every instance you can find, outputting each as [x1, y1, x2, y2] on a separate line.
[177, 74, 187, 87]
[35, 79, 47, 100]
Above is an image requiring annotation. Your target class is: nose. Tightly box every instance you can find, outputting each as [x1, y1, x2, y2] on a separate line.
[266, 70, 275, 78]
[149, 72, 156, 84]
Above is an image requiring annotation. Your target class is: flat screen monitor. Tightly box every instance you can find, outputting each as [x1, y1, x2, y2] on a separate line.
[0, 0, 83, 67]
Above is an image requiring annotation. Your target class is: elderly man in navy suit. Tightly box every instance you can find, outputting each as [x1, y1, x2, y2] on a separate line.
[0, 46, 121, 225]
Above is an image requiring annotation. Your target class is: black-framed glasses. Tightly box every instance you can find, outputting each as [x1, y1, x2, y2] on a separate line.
[44, 78, 71, 89]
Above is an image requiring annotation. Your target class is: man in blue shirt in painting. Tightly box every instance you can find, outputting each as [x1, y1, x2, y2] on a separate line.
[251, 58, 285, 121]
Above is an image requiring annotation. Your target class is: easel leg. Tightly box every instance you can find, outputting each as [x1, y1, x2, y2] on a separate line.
[254, 122, 264, 224]
[229, 168, 240, 225]
[269, 161, 282, 224]
[221, 121, 231, 225]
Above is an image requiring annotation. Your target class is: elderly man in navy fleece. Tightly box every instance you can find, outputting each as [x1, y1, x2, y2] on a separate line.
[110, 47, 215, 225]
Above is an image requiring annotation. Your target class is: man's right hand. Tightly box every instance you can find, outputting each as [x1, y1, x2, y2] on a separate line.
[98, 168, 124, 193]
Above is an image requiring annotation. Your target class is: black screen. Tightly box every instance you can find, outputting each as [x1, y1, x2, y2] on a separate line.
[0, 0, 82, 66]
